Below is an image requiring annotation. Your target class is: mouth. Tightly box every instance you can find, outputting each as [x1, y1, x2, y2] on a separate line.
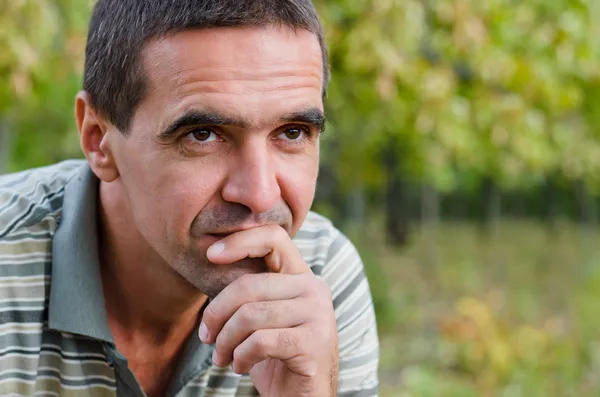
[206, 226, 260, 238]
[207, 233, 232, 239]
[201, 223, 288, 242]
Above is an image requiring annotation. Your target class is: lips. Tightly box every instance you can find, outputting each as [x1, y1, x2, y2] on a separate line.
[207, 232, 233, 239]
[207, 227, 255, 237]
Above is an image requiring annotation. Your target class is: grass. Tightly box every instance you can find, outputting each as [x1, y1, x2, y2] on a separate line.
[351, 219, 600, 397]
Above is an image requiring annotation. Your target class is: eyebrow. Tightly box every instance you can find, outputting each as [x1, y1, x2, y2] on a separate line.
[157, 107, 326, 141]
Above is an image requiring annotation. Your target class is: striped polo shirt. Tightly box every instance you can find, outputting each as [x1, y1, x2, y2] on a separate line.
[0, 160, 379, 396]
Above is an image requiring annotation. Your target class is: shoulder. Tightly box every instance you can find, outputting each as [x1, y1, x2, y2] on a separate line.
[295, 211, 366, 296]
[294, 211, 356, 274]
[0, 161, 83, 332]
[0, 160, 84, 238]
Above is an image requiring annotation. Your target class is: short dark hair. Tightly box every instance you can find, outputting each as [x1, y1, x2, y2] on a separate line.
[83, 0, 330, 133]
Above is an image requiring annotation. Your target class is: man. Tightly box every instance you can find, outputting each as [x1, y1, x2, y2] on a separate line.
[0, 1, 379, 396]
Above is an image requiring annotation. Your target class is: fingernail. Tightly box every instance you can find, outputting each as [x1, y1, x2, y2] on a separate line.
[198, 323, 209, 342]
[212, 349, 220, 366]
[207, 242, 225, 258]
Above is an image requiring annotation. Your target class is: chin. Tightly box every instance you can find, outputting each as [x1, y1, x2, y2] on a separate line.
[180, 257, 268, 299]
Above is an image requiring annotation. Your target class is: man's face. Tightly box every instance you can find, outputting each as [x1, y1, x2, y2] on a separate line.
[106, 25, 323, 297]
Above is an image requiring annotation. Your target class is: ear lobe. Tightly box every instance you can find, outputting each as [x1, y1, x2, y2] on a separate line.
[75, 91, 120, 183]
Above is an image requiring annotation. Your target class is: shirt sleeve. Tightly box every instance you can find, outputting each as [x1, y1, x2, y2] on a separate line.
[320, 231, 380, 397]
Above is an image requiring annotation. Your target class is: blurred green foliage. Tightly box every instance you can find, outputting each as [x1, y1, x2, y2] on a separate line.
[315, 0, 600, 192]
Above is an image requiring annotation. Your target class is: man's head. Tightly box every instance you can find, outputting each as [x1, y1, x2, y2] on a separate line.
[76, 0, 328, 297]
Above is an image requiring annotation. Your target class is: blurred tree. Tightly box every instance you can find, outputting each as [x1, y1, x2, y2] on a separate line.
[0, 0, 91, 172]
[313, 0, 600, 239]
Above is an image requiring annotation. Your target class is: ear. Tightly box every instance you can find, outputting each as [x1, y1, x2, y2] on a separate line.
[75, 91, 119, 182]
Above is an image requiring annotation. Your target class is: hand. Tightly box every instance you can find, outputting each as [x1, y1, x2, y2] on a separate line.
[198, 224, 339, 397]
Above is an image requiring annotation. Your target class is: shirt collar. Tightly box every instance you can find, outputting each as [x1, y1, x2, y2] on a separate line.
[48, 162, 114, 343]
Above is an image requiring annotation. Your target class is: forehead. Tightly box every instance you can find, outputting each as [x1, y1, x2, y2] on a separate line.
[138, 25, 324, 128]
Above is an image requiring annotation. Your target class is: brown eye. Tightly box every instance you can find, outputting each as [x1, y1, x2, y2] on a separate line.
[187, 129, 217, 142]
[282, 127, 305, 141]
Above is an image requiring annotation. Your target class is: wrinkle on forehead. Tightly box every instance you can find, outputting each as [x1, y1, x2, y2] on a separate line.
[173, 76, 321, 98]
[143, 25, 323, 100]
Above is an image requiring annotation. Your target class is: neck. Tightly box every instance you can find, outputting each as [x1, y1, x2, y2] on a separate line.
[98, 180, 207, 343]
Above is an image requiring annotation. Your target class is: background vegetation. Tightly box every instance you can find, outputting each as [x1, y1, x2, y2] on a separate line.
[2, 0, 600, 395]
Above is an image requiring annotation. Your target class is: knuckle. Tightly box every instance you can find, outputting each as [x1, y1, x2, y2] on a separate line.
[303, 361, 319, 378]
[267, 223, 283, 233]
[319, 289, 334, 309]
[272, 225, 288, 241]
[232, 352, 244, 370]
[215, 332, 229, 353]
[316, 279, 333, 300]
[297, 273, 314, 294]
[315, 277, 331, 293]
[238, 303, 257, 327]
[303, 275, 329, 298]
[236, 274, 258, 297]
[232, 345, 242, 362]
[202, 304, 218, 326]
[264, 303, 279, 323]
[251, 331, 272, 357]
[232, 348, 250, 373]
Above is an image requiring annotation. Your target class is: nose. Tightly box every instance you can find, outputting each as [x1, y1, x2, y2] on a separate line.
[221, 141, 281, 214]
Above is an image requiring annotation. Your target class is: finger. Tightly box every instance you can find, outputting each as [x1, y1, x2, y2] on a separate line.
[212, 299, 309, 367]
[199, 272, 314, 344]
[206, 224, 310, 275]
[232, 328, 313, 376]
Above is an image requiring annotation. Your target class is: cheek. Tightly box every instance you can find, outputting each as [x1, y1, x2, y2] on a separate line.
[277, 153, 319, 225]
[121, 153, 225, 248]
[153, 164, 224, 237]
